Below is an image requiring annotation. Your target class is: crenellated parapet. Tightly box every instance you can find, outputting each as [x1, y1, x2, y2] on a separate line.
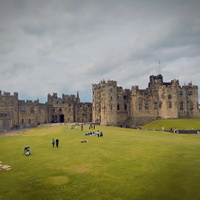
[48, 93, 80, 104]
[0, 90, 18, 97]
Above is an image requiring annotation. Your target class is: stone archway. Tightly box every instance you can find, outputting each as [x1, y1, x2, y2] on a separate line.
[60, 114, 64, 123]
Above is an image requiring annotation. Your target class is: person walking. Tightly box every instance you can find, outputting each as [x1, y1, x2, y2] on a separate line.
[56, 138, 59, 147]
[52, 139, 55, 147]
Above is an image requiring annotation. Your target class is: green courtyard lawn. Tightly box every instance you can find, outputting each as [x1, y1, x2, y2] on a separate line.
[143, 118, 200, 130]
[1, 124, 200, 200]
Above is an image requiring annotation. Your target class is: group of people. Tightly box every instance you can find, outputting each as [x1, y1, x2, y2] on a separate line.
[88, 124, 95, 129]
[52, 138, 59, 147]
[97, 130, 103, 137]
[83, 130, 103, 137]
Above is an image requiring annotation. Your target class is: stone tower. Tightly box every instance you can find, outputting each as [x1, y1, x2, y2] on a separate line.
[92, 80, 131, 127]
[92, 80, 118, 126]
[0, 91, 18, 131]
[93, 74, 200, 127]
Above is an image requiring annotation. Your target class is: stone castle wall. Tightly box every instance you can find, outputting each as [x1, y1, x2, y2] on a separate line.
[92, 74, 200, 127]
[1, 74, 200, 131]
[0, 91, 92, 131]
[0, 91, 18, 131]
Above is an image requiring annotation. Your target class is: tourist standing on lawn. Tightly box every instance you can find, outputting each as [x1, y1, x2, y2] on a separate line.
[56, 138, 59, 147]
[52, 139, 55, 147]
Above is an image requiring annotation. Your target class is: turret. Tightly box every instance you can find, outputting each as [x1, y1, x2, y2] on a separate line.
[148, 74, 163, 87]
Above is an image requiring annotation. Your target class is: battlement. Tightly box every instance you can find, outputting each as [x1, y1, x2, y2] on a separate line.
[62, 94, 76, 99]
[92, 80, 118, 91]
[106, 80, 117, 87]
[53, 93, 57, 97]
[92, 83, 100, 90]
[0, 91, 18, 97]
[131, 86, 139, 91]
[48, 92, 80, 104]
[97, 80, 117, 87]
[182, 82, 198, 89]
[171, 79, 179, 85]
[149, 74, 163, 87]
[18, 99, 39, 104]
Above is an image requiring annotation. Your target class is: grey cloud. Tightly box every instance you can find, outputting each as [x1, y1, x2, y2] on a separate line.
[0, 0, 200, 102]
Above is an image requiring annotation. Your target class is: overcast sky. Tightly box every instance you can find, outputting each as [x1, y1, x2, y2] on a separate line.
[0, 0, 200, 103]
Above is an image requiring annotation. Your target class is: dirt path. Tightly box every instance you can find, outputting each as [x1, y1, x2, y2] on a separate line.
[0, 123, 68, 137]
[0, 129, 30, 137]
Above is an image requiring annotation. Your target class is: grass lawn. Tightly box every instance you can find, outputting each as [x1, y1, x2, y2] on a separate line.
[143, 118, 200, 130]
[1, 124, 200, 200]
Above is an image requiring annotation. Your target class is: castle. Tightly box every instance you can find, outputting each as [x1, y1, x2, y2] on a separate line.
[0, 74, 200, 131]
[0, 91, 92, 131]
[92, 74, 200, 127]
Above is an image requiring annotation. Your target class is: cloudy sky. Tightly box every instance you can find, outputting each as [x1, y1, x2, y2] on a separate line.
[0, 0, 200, 103]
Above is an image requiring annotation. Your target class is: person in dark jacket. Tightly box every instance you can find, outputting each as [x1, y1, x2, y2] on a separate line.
[55, 138, 59, 147]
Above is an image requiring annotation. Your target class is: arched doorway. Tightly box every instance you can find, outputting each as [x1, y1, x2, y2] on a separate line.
[60, 114, 64, 123]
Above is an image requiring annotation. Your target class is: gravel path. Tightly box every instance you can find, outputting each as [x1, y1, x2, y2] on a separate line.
[0, 129, 30, 137]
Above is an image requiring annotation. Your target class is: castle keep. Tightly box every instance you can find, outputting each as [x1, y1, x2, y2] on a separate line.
[92, 74, 200, 127]
[0, 74, 200, 131]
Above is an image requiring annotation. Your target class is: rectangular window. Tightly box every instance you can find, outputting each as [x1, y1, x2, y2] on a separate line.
[20, 106, 25, 111]
[168, 95, 172, 99]
[124, 104, 127, 110]
[144, 101, 148, 109]
[0, 113, 7, 117]
[154, 102, 157, 109]
[180, 102, 183, 110]
[159, 101, 162, 108]
[190, 102, 193, 110]
[138, 101, 142, 110]
[167, 102, 172, 108]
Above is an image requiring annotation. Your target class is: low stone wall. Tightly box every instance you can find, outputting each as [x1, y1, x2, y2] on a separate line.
[142, 128, 200, 134]
[176, 129, 200, 134]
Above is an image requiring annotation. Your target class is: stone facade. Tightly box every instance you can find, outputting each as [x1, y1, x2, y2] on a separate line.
[0, 91, 92, 131]
[92, 74, 200, 127]
[1, 74, 200, 131]
[47, 92, 92, 123]
[0, 91, 19, 131]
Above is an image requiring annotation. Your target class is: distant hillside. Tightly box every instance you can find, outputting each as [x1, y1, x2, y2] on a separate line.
[142, 118, 200, 130]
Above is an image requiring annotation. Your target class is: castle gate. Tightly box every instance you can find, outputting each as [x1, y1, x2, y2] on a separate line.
[60, 114, 64, 123]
